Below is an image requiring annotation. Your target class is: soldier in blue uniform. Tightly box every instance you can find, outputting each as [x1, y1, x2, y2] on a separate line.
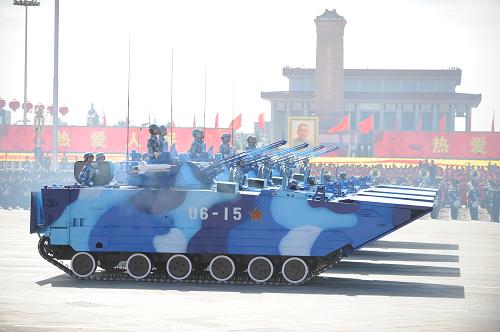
[245, 135, 257, 151]
[467, 182, 479, 221]
[299, 158, 311, 180]
[219, 133, 232, 159]
[158, 125, 169, 154]
[79, 152, 97, 186]
[258, 159, 273, 184]
[147, 124, 161, 160]
[231, 159, 246, 189]
[189, 129, 207, 161]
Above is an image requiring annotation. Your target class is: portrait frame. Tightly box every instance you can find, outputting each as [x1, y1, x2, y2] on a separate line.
[288, 116, 318, 147]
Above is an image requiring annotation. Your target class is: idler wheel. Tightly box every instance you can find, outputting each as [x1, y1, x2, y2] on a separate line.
[126, 253, 151, 280]
[209, 255, 235, 282]
[281, 257, 308, 284]
[247, 256, 274, 282]
[71, 252, 96, 278]
[166, 254, 192, 280]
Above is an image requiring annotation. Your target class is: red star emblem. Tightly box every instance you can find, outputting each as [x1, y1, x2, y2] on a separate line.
[249, 208, 263, 223]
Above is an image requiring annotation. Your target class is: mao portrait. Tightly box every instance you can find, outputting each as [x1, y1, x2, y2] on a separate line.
[288, 117, 318, 147]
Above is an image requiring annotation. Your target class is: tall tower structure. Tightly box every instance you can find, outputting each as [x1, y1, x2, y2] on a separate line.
[314, 9, 346, 134]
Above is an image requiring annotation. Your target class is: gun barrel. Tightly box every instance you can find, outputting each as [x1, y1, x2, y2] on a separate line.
[295, 145, 340, 163]
[206, 140, 286, 169]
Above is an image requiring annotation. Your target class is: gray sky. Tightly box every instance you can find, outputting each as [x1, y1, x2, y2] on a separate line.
[0, 0, 499, 131]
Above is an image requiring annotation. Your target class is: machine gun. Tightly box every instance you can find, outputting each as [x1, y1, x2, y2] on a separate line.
[202, 140, 286, 178]
[294, 145, 340, 164]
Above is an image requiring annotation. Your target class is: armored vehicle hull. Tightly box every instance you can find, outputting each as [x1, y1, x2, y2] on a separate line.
[31, 184, 436, 285]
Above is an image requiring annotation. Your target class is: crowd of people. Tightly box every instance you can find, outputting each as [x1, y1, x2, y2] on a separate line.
[310, 161, 500, 222]
[0, 168, 75, 209]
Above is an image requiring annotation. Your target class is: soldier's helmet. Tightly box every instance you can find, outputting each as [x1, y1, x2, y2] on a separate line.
[96, 152, 105, 161]
[247, 135, 257, 144]
[83, 152, 94, 161]
[192, 128, 204, 139]
[149, 124, 159, 135]
[159, 125, 167, 135]
[221, 132, 231, 142]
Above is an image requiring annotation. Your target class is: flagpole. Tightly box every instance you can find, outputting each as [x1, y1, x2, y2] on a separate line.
[203, 64, 207, 136]
[348, 112, 351, 157]
[126, 32, 131, 161]
[170, 48, 174, 145]
[231, 79, 235, 146]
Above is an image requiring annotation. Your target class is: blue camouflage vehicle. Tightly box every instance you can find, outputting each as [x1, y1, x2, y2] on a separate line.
[30, 141, 437, 285]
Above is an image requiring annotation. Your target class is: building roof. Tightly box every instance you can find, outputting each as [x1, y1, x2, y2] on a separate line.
[282, 67, 462, 84]
[260, 91, 481, 107]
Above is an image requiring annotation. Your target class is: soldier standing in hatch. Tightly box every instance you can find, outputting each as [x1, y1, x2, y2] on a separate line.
[219, 133, 232, 159]
[147, 124, 161, 160]
[189, 129, 207, 161]
[79, 152, 97, 186]
[245, 135, 257, 151]
[158, 125, 169, 154]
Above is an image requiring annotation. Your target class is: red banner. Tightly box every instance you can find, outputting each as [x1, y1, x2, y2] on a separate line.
[0, 125, 230, 154]
[375, 131, 500, 159]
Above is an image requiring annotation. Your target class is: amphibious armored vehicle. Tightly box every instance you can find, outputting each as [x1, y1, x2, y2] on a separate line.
[30, 141, 436, 285]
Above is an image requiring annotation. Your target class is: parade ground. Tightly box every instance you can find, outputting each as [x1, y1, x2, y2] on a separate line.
[0, 209, 499, 332]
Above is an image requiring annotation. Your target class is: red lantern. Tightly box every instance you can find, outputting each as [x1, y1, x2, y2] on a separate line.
[9, 99, 20, 111]
[0, 97, 5, 109]
[59, 105, 69, 116]
[47, 105, 53, 115]
[23, 101, 33, 112]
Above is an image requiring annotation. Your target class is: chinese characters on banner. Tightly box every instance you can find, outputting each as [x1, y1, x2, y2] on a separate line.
[0, 126, 230, 154]
[374, 131, 500, 159]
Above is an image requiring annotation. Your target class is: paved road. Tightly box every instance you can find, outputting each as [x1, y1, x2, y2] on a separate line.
[0, 209, 499, 331]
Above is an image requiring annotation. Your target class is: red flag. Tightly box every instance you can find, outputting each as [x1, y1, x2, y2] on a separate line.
[215, 112, 219, 128]
[359, 114, 374, 134]
[229, 113, 242, 131]
[439, 114, 446, 131]
[193, 114, 196, 127]
[328, 114, 350, 134]
[103, 112, 107, 127]
[258, 113, 265, 129]
[492, 112, 495, 132]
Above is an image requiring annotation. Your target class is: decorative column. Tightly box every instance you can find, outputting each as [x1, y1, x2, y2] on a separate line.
[314, 9, 346, 134]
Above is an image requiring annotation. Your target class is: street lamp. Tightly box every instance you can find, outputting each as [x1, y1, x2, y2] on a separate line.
[13, 0, 40, 126]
